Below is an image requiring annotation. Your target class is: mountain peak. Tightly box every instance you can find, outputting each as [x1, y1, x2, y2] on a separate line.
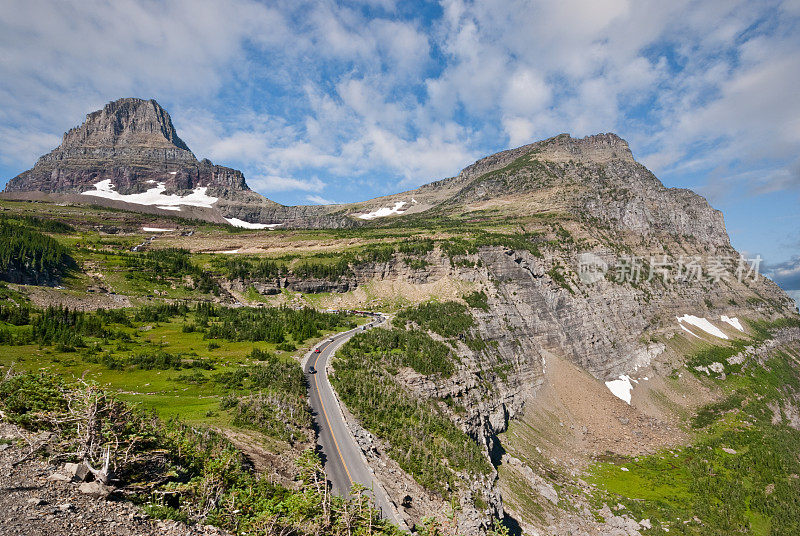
[2, 97, 273, 220]
[61, 97, 191, 152]
[532, 132, 634, 163]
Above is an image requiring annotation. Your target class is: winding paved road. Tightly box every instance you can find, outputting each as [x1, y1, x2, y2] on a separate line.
[304, 314, 401, 526]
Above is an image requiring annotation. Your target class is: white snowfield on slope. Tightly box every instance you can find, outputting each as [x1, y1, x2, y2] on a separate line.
[81, 179, 218, 209]
[223, 218, 282, 230]
[677, 314, 729, 339]
[720, 315, 744, 331]
[605, 375, 635, 404]
[357, 201, 407, 220]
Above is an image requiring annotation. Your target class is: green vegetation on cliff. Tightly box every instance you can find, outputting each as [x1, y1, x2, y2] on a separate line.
[333, 302, 491, 498]
[333, 331, 490, 497]
[394, 300, 474, 338]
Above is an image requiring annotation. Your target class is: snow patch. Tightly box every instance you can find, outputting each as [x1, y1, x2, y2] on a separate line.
[81, 179, 218, 208]
[677, 314, 728, 339]
[142, 227, 175, 232]
[224, 217, 282, 230]
[680, 324, 701, 338]
[720, 315, 744, 331]
[358, 201, 407, 220]
[605, 375, 634, 404]
[157, 205, 182, 211]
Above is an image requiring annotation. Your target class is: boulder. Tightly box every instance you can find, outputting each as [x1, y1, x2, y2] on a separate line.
[78, 481, 113, 498]
[63, 462, 91, 482]
[47, 472, 71, 483]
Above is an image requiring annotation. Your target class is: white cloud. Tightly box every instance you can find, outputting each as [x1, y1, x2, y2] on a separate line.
[372, 19, 431, 75]
[0, 127, 60, 167]
[502, 117, 537, 148]
[248, 175, 325, 193]
[506, 69, 550, 112]
[306, 194, 335, 205]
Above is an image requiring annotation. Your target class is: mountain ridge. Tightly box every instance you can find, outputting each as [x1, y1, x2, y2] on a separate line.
[3, 98, 726, 246]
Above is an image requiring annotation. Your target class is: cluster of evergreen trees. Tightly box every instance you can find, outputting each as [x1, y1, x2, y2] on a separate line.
[199, 305, 354, 344]
[394, 299, 475, 338]
[216, 256, 287, 280]
[124, 248, 219, 295]
[2, 214, 75, 234]
[0, 219, 75, 285]
[218, 242, 428, 282]
[29, 305, 110, 348]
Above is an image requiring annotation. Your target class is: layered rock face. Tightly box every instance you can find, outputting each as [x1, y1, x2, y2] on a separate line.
[416, 133, 729, 246]
[4, 98, 257, 201]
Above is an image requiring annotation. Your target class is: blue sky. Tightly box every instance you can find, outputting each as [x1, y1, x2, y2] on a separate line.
[1, 0, 799, 296]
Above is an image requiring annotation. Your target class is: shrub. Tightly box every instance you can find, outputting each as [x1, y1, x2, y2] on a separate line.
[394, 301, 474, 338]
[0, 372, 400, 536]
[0, 372, 67, 429]
[463, 290, 489, 311]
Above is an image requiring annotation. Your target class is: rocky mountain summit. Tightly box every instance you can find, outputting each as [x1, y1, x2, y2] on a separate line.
[3, 98, 276, 225]
[361, 132, 728, 246]
[5, 98, 252, 197]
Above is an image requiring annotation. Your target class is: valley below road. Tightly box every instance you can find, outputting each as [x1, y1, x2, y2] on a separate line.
[304, 313, 403, 527]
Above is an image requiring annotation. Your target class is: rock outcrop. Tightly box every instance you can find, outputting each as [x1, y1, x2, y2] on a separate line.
[386, 133, 730, 247]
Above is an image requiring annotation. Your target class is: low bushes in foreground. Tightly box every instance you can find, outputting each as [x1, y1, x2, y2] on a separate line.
[0, 371, 400, 536]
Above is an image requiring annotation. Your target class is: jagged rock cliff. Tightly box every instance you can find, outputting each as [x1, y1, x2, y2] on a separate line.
[338, 239, 794, 534]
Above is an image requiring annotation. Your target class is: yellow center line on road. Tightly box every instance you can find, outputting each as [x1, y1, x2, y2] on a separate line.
[313, 340, 354, 486]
